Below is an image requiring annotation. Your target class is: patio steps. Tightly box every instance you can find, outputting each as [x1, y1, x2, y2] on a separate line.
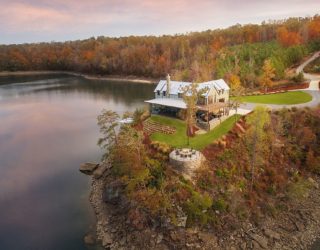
[143, 120, 176, 135]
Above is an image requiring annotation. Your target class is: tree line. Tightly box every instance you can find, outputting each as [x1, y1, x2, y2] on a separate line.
[1, 15, 319, 88]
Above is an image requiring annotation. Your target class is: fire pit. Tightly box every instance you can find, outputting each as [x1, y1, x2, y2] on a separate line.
[169, 148, 205, 179]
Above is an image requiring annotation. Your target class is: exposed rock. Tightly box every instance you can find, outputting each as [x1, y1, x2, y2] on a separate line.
[102, 180, 124, 204]
[308, 177, 319, 189]
[263, 228, 281, 240]
[170, 231, 178, 241]
[102, 233, 113, 246]
[84, 233, 96, 245]
[294, 220, 305, 232]
[240, 242, 247, 250]
[156, 233, 163, 244]
[79, 162, 99, 175]
[249, 233, 268, 249]
[127, 208, 147, 231]
[252, 240, 263, 249]
[93, 163, 111, 179]
[198, 232, 213, 242]
[177, 216, 187, 227]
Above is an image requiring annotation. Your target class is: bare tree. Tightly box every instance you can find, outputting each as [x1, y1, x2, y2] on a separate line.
[182, 83, 207, 146]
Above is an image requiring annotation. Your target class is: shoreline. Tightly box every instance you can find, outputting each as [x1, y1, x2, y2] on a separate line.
[88, 168, 320, 249]
[0, 71, 157, 84]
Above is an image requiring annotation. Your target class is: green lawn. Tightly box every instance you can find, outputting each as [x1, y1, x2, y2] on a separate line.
[233, 91, 312, 105]
[149, 115, 241, 150]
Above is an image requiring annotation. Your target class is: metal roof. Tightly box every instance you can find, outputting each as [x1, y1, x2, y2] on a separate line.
[154, 80, 191, 94]
[154, 79, 229, 96]
[145, 98, 187, 109]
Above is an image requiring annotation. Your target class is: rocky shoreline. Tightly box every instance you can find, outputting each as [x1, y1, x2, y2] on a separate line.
[87, 164, 320, 250]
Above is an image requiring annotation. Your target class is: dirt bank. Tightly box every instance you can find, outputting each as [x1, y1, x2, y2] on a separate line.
[0, 71, 157, 84]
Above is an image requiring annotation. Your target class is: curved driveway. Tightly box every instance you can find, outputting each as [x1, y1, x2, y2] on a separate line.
[239, 51, 320, 113]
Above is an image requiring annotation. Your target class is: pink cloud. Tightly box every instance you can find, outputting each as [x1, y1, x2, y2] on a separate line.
[0, 0, 319, 43]
[1, 3, 72, 32]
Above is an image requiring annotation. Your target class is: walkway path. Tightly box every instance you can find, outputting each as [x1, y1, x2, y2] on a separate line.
[296, 51, 320, 83]
[239, 51, 320, 112]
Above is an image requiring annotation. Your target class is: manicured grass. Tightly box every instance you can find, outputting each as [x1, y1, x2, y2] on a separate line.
[233, 91, 312, 105]
[149, 115, 241, 150]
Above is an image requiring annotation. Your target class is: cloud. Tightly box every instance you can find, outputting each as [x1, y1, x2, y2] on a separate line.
[1, 3, 72, 32]
[0, 0, 319, 44]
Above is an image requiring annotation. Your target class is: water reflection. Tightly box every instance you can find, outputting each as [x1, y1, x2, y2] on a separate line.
[0, 75, 154, 249]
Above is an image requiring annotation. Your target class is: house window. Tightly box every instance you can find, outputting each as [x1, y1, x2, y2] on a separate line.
[178, 93, 182, 98]
[163, 91, 166, 96]
[157, 90, 160, 96]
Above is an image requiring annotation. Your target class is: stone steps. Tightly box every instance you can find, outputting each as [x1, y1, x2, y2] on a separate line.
[143, 120, 176, 135]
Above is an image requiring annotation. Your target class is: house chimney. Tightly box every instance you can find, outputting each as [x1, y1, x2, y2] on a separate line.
[166, 74, 170, 97]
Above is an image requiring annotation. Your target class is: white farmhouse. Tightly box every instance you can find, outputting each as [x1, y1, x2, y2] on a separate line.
[145, 74, 231, 130]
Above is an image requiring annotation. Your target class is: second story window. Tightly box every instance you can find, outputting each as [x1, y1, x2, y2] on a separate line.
[157, 90, 160, 96]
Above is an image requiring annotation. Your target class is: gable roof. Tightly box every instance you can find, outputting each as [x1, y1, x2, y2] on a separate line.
[154, 80, 191, 94]
[154, 78, 229, 96]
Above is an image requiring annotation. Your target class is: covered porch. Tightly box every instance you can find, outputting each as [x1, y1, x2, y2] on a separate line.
[145, 98, 186, 117]
[196, 102, 230, 131]
[145, 98, 230, 131]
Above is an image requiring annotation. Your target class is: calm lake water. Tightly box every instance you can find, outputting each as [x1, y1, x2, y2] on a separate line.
[0, 74, 155, 249]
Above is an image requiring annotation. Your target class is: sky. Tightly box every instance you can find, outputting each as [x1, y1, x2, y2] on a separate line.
[0, 0, 319, 44]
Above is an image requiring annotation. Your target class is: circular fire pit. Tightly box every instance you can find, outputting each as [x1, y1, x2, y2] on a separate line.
[169, 148, 205, 179]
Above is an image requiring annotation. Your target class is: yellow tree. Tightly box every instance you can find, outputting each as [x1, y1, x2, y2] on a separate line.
[229, 74, 241, 90]
[229, 74, 245, 116]
[260, 59, 275, 93]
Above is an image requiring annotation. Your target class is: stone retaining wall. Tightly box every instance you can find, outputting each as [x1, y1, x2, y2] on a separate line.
[169, 149, 205, 179]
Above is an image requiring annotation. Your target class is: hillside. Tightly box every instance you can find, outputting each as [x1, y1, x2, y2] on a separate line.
[88, 104, 320, 249]
[1, 15, 320, 89]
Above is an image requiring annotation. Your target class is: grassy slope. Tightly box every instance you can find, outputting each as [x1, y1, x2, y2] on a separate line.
[149, 115, 241, 150]
[234, 91, 312, 105]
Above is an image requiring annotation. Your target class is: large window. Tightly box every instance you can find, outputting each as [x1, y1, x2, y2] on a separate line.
[197, 97, 206, 105]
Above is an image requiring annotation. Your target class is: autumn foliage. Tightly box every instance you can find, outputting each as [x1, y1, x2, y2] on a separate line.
[308, 16, 320, 40]
[276, 26, 302, 47]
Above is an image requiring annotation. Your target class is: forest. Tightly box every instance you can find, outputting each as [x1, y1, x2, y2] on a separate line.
[1, 15, 320, 89]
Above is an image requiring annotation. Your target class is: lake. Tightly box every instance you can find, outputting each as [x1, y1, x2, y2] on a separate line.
[0, 74, 155, 249]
